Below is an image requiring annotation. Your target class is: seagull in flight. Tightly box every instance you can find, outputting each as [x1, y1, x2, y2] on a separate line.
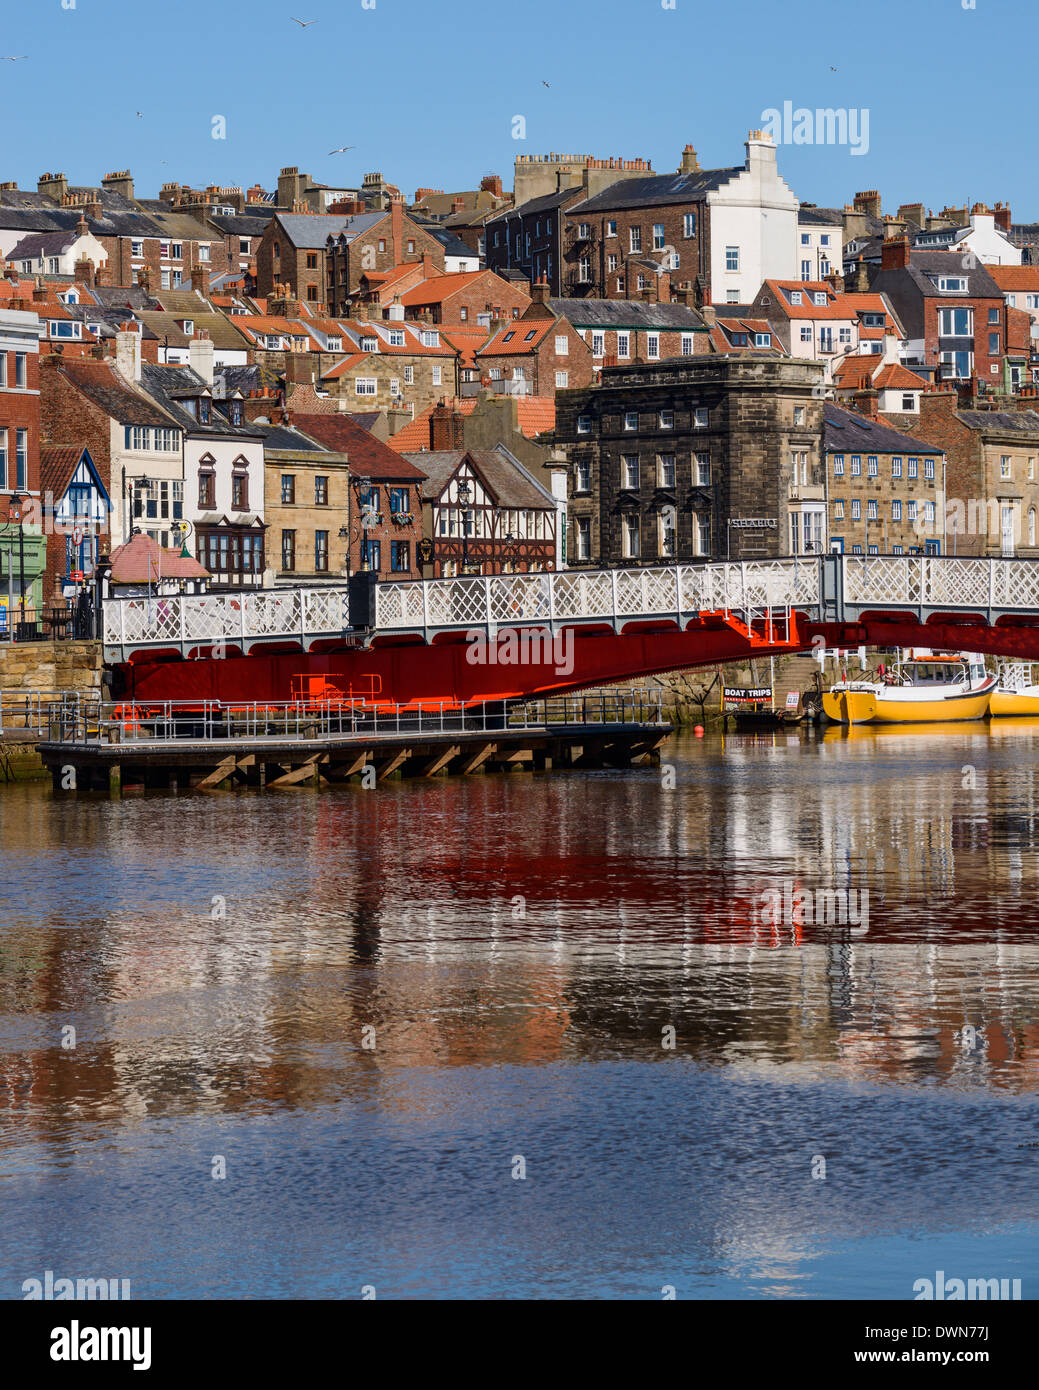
[136, 111, 143, 117]
[2, 55, 27, 61]
[291, 16, 317, 26]
[542, 80, 550, 87]
[328, 145, 354, 155]
[830, 65, 837, 71]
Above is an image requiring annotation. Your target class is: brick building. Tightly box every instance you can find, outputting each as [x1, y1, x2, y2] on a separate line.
[554, 355, 825, 566]
[0, 306, 44, 627]
[871, 244, 1008, 387]
[474, 309, 592, 394]
[397, 268, 530, 326]
[321, 203, 447, 313]
[289, 411, 425, 579]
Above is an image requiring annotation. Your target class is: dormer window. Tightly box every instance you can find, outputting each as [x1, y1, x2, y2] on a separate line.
[790, 291, 802, 305]
[326, 337, 342, 352]
[388, 330, 405, 346]
[181, 320, 194, 334]
[361, 337, 378, 352]
[421, 330, 439, 347]
[198, 397, 210, 424]
[229, 400, 243, 426]
[813, 292, 827, 306]
[937, 277, 967, 292]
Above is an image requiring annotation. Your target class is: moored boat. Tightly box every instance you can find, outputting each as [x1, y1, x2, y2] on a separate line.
[990, 663, 1039, 717]
[822, 651, 996, 725]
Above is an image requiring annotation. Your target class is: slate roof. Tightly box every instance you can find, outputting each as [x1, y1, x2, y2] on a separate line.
[546, 297, 704, 330]
[260, 423, 341, 454]
[797, 206, 845, 226]
[134, 309, 253, 351]
[278, 211, 383, 249]
[570, 169, 743, 213]
[402, 447, 555, 508]
[7, 229, 87, 260]
[139, 363, 267, 437]
[824, 402, 945, 455]
[215, 363, 281, 397]
[426, 226, 481, 260]
[290, 412, 427, 480]
[488, 188, 582, 223]
[954, 409, 1039, 434]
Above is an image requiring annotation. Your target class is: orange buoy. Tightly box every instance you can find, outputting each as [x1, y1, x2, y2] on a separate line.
[694, 724, 705, 737]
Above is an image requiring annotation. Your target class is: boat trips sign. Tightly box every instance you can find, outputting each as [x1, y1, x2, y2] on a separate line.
[724, 687, 772, 702]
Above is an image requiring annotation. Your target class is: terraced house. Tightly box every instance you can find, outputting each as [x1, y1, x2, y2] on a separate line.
[824, 404, 946, 556]
[262, 423, 352, 585]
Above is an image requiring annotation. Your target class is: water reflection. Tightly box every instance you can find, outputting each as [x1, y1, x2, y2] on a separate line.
[2, 725, 1039, 1296]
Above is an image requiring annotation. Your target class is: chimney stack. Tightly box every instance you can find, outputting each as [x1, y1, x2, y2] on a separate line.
[115, 323, 142, 382]
[881, 236, 911, 271]
[189, 331, 215, 386]
[391, 197, 404, 260]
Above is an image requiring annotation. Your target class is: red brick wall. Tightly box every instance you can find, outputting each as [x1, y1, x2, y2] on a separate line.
[563, 201, 705, 299]
[0, 341, 40, 521]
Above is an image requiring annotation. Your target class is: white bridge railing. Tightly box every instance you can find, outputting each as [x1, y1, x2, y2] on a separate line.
[374, 559, 821, 632]
[99, 555, 1039, 659]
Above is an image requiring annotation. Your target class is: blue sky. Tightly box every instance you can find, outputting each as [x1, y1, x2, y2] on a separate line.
[0, 0, 1032, 216]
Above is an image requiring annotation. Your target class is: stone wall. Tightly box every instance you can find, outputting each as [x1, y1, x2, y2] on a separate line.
[0, 640, 101, 694]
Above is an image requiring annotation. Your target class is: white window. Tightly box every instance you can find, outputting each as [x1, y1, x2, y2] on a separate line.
[754, 333, 771, 348]
[555, 370, 568, 388]
[623, 455, 640, 488]
[591, 332, 605, 358]
[683, 212, 696, 238]
[617, 332, 630, 359]
[629, 227, 641, 253]
[555, 335, 569, 355]
[694, 407, 708, 428]
[1001, 455, 1012, 479]
[198, 244, 211, 262]
[489, 367, 502, 380]
[404, 365, 414, 383]
[801, 260, 812, 281]
[652, 224, 665, 250]
[660, 410, 674, 430]
[624, 412, 639, 431]
[576, 459, 591, 491]
[696, 452, 710, 486]
[646, 334, 659, 359]
[790, 291, 803, 305]
[938, 277, 967, 292]
[577, 415, 592, 434]
[131, 239, 144, 257]
[355, 378, 377, 395]
[725, 246, 739, 271]
[813, 292, 827, 306]
[624, 514, 640, 557]
[793, 406, 805, 425]
[659, 454, 675, 486]
[681, 334, 695, 356]
[726, 290, 740, 303]
[388, 330, 405, 346]
[608, 254, 618, 272]
[171, 242, 182, 259]
[606, 220, 617, 237]
[576, 517, 591, 559]
[939, 306, 973, 336]
[421, 330, 440, 347]
[578, 257, 591, 283]
[697, 516, 710, 556]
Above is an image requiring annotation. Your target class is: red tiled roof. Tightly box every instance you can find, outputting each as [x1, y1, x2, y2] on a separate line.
[986, 265, 1039, 292]
[386, 395, 555, 452]
[477, 321, 553, 355]
[291, 412, 427, 480]
[872, 362, 927, 390]
[109, 532, 209, 583]
[39, 445, 88, 501]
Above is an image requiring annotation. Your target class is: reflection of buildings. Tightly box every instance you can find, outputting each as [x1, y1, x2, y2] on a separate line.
[5, 725, 1039, 1155]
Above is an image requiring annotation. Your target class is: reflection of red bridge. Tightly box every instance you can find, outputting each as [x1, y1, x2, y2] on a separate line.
[106, 555, 1039, 707]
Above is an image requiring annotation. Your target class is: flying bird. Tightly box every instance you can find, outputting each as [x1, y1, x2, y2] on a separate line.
[136, 111, 143, 117]
[2, 55, 27, 61]
[291, 17, 317, 26]
[830, 65, 837, 71]
[542, 80, 550, 87]
[328, 145, 354, 155]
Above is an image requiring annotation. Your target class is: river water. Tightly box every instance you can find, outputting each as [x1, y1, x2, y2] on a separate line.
[2, 722, 1039, 1299]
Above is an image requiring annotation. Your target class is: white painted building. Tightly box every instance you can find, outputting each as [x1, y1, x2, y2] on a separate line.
[913, 209, 1022, 266]
[7, 227, 108, 278]
[706, 132, 800, 305]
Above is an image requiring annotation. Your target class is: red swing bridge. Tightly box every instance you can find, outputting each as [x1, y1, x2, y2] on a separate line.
[103, 553, 1039, 711]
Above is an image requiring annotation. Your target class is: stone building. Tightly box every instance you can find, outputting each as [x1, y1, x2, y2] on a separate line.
[261, 424, 352, 584]
[553, 355, 825, 566]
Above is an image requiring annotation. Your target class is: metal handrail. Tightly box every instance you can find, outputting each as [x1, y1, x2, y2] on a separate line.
[45, 688, 666, 746]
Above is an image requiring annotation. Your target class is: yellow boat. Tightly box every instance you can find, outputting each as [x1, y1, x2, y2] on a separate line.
[823, 651, 996, 725]
[989, 663, 1039, 717]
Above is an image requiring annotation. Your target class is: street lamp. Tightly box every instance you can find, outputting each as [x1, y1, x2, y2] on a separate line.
[8, 489, 26, 629]
[356, 476, 374, 571]
[457, 477, 472, 573]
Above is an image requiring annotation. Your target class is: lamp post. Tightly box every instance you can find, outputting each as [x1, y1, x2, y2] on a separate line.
[8, 489, 26, 630]
[457, 477, 472, 574]
[356, 475, 373, 571]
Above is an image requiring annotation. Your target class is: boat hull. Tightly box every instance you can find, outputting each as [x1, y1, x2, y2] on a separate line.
[990, 688, 1039, 717]
[824, 683, 995, 725]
